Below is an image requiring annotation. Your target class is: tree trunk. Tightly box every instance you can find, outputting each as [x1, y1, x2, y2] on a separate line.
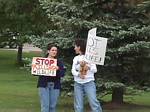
[112, 87, 124, 104]
[17, 44, 23, 65]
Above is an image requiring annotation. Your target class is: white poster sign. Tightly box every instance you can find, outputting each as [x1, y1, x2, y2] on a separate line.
[85, 28, 107, 65]
[31, 57, 57, 76]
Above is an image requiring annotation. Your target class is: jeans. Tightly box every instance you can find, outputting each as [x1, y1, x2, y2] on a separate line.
[39, 82, 60, 112]
[74, 81, 102, 112]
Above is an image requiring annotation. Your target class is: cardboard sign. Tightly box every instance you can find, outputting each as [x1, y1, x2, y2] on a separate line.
[31, 57, 57, 76]
[85, 28, 107, 65]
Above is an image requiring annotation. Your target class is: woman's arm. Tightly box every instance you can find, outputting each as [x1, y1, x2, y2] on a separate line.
[71, 57, 80, 76]
[87, 63, 97, 73]
[57, 60, 66, 77]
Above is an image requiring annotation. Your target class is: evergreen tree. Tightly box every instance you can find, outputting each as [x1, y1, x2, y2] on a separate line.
[35, 0, 150, 103]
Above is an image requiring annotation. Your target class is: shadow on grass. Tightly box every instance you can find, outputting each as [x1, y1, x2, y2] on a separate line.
[102, 101, 150, 112]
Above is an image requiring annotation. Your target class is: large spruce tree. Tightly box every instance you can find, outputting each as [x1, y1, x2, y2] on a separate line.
[35, 0, 150, 103]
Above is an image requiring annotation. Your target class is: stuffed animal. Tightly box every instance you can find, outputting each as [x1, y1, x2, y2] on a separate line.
[79, 61, 89, 75]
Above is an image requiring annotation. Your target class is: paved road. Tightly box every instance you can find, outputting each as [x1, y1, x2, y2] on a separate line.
[0, 43, 42, 52]
[22, 43, 42, 52]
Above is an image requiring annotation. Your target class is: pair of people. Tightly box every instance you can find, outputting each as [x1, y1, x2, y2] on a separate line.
[37, 39, 102, 112]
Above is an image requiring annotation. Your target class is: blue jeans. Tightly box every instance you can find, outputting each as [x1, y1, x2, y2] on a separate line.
[74, 81, 102, 112]
[39, 82, 60, 112]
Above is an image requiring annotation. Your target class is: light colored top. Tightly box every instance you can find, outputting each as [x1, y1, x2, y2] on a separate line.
[71, 55, 97, 84]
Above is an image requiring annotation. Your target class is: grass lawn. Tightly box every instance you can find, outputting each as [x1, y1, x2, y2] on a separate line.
[0, 49, 150, 112]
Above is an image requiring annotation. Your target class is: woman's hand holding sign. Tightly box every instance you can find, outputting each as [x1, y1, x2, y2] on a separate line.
[55, 66, 59, 70]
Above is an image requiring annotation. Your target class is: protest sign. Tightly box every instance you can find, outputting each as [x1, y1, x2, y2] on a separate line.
[85, 28, 107, 65]
[31, 57, 57, 76]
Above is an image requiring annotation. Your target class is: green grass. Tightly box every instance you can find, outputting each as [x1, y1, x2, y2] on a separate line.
[126, 92, 150, 106]
[0, 49, 150, 112]
[0, 50, 40, 112]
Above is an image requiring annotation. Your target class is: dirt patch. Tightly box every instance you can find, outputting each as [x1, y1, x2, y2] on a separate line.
[103, 102, 150, 110]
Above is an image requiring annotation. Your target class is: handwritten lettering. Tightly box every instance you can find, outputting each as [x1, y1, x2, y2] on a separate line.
[35, 58, 54, 65]
[87, 37, 102, 48]
[85, 54, 101, 63]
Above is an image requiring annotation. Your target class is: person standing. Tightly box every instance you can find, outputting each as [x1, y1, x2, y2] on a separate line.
[72, 39, 102, 112]
[37, 43, 65, 112]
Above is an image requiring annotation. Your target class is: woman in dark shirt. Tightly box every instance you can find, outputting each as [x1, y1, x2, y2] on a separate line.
[37, 43, 65, 112]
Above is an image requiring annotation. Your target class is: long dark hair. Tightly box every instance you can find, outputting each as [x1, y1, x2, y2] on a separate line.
[75, 38, 86, 55]
[45, 43, 59, 58]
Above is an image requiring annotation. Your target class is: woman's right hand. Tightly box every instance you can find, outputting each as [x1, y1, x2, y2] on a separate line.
[79, 74, 85, 79]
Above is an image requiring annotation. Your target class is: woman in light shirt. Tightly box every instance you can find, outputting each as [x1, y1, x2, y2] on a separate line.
[72, 39, 102, 112]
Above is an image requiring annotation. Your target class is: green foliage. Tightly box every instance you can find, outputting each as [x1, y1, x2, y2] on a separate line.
[0, 0, 49, 45]
[135, 0, 150, 14]
[118, 41, 150, 53]
[22, 57, 32, 71]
